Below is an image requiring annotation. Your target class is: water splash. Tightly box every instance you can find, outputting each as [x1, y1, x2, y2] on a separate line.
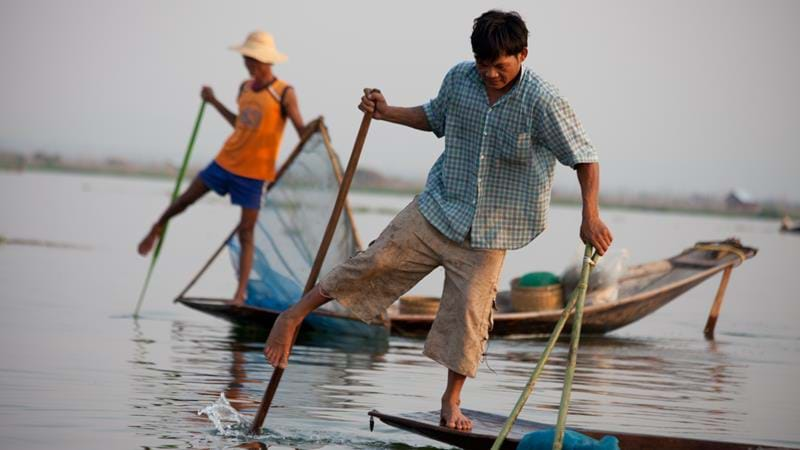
[198, 392, 253, 437]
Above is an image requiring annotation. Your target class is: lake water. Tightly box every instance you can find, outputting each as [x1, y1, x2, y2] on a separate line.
[1, 171, 798, 449]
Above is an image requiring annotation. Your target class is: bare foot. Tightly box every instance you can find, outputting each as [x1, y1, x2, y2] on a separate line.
[137, 225, 163, 256]
[228, 290, 246, 307]
[263, 311, 301, 368]
[440, 398, 472, 431]
[227, 298, 245, 307]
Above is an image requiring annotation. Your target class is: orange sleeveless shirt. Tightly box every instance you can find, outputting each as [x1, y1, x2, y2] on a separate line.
[214, 79, 289, 181]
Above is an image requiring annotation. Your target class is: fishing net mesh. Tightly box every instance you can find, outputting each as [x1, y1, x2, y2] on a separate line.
[229, 125, 359, 313]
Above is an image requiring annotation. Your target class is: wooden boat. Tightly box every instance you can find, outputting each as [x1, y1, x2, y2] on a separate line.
[368, 409, 797, 450]
[176, 296, 388, 339]
[390, 239, 756, 338]
[178, 239, 755, 339]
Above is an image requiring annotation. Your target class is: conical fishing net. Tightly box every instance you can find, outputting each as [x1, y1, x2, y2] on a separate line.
[228, 121, 361, 315]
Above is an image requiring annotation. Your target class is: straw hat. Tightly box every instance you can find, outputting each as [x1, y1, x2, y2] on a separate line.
[230, 31, 287, 64]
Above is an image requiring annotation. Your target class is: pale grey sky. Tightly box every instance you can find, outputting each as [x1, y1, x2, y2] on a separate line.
[1, 0, 798, 201]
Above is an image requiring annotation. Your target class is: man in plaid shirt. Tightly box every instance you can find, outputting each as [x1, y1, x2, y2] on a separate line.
[265, 10, 613, 430]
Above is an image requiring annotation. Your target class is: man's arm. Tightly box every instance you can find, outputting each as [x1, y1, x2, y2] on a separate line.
[282, 87, 305, 137]
[359, 90, 431, 132]
[576, 163, 613, 255]
[201, 86, 237, 128]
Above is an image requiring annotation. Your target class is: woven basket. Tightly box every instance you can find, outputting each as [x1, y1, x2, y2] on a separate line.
[510, 277, 563, 312]
[398, 295, 440, 315]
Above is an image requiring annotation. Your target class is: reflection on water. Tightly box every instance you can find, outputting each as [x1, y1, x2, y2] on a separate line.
[479, 335, 747, 439]
[128, 319, 412, 449]
[121, 316, 790, 449]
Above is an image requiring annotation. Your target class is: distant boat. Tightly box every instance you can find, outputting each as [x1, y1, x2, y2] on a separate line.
[177, 239, 757, 338]
[781, 215, 800, 233]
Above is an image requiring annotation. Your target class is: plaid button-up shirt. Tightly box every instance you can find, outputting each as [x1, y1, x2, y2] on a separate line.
[418, 61, 598, 250]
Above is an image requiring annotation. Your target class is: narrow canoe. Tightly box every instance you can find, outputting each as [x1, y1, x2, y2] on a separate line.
[368, 409, 796, 450]
[177, 239, 756, 338]
[174, 297, 388, 339]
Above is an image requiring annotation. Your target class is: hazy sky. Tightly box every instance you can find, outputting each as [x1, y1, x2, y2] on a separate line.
[1, 0, 798, 201]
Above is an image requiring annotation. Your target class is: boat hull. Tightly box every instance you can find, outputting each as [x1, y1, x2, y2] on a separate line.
[368, 409, 795, 450]
[178, 240, 756, 339]
[175, 297, 388, 339]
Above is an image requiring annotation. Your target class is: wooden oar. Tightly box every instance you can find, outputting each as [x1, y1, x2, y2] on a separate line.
[248, 92, 375, 434]
[133, 100, 206, 318]
[490, 244, 598, 450]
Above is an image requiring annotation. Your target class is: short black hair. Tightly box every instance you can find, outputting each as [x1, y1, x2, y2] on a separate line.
[470, 10, 528, 62]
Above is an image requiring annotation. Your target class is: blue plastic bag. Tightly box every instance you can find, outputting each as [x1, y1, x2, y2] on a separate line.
[517, 428, 620, 450]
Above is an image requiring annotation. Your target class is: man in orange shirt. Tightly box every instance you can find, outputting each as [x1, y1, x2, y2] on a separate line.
[138, 31, 304, 306]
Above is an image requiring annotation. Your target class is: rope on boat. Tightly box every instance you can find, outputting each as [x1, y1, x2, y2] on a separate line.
[692, 243, 747, 265]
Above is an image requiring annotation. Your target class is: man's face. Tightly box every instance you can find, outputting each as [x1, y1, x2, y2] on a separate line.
[475, 48, 528, 90]
[243, 56, 258, 75]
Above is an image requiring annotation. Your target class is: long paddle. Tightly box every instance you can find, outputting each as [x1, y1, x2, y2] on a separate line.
[490, 244, 598, 450]
[133, 100, 206, 318]
[248, 92, 375, 434]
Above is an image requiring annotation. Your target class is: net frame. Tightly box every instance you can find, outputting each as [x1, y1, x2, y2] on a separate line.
[175, 117, 363, 303]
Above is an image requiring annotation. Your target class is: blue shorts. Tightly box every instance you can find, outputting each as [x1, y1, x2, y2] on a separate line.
[198, 161, 264, 210]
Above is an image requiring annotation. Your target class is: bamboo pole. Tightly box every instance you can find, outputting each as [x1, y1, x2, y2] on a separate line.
[133, 101, 206, 317]
[320, 122, 365, 251]
[552, 245, 595, 450]
[175, 227, 238, 301]
[491, 245, 598, 450]
[249, 97, 374, 434]
[703, 266, 733, 340]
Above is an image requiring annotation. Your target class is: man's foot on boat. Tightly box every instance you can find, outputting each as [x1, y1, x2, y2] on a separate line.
[440, 398, 472, 431]
[264, 311, 301, 368]
[137, 225, 163, 256]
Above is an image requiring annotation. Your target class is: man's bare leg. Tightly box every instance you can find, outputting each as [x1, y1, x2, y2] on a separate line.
[230, 207, 259, 306]
[138, 178, 210, 255]
[263, 285, 332, 368]
[440, 369, 472, 431]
